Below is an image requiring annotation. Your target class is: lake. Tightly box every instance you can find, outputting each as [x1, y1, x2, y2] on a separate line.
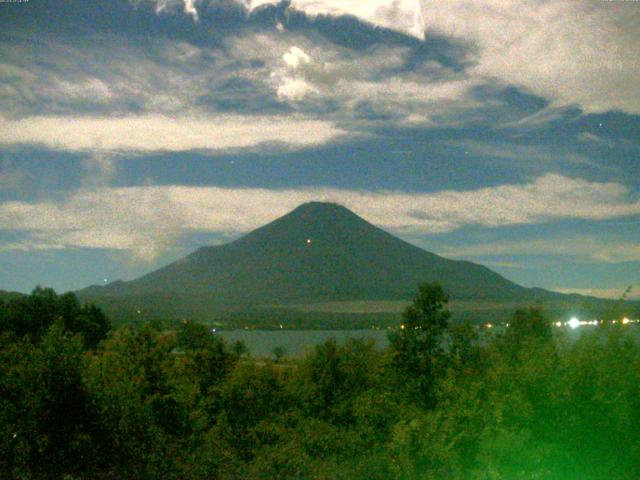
[217, 323, 640, 358]
[218, 329, 391, 357]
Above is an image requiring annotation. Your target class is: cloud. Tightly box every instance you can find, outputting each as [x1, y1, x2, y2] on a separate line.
[139, 0, 426, 38]
[207, 0, 427, 39]
[10, 0, 636, 126]
[287, 0, 425, 40]
[0, 18, 521, 138]
[183, 0, 199, 20]
[450, 140, 620, 175]
[0, 114, 345, 152]
[247, 0, 640, 115]
[0, 36, 215, 118]
[236, 1, 640, 114]
[112, 2, 479, 122]
[440, 237, 640, 265]
[282, 46, 311, 69]
[135, 0, 200, 21]
[552, 287, 640, 301]
[419, 1, 640, 114]
[1, 174, 638, 260]
[4, 31, 464, 143]
[230, 32, 478, 122]
[273, 46, 318, 101]
[276, 77, 318, 101]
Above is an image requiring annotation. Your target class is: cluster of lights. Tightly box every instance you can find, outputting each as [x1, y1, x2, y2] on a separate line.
[559, 317, 639, 329]
[480, 317, 639, 330]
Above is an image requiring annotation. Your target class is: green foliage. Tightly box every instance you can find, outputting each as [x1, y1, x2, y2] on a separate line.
[175, 320, 239, 401]
[3, 286, 640, 478]
[505, 306, 552, 346]
[83, 324, 178, 477]
[272, 345, 287, 362]
[389, 282, 451, 407]
[0, 322, 90, 478]
[299, 337, 381, 424]
[0, 287, 110, 348]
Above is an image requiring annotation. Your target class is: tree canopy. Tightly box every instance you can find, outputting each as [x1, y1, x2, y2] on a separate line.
[2, 286, 640, 479]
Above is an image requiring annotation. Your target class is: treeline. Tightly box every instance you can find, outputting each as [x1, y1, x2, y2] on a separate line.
[2, 285, 640, 479]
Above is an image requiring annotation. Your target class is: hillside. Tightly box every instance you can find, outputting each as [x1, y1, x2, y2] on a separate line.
[0, 290, 25, 303]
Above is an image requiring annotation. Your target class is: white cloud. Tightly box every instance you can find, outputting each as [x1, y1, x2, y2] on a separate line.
[440, 237, 640, 264]
[138, 0, 199, 21]
[276, 77, 318, 101]
[52, 77, 114, 104]
[0, 114, 345, 152]
[5, 33, 437, 144]
[236, 33, 477, 121]
[183, 0, 199, 20]
[238, 0, 640, 113]
[341, 76, 479, 119]
[1, 174, 638, 260]
[451, 140, 618, 173]
[289, 0, 425, 40]
[0, 36, 217, 118]
[240, 0, 425, 39]
[552, 287, 640, 301]
[282, 46, 311, 69]
[273, 46, 318, 100]
[419, 1, 640, 114]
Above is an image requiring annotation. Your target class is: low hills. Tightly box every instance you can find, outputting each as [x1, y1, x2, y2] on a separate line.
[0, 290, 25, 303]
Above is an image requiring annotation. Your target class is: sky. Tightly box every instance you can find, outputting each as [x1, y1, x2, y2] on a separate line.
[0, 0, 639, 299]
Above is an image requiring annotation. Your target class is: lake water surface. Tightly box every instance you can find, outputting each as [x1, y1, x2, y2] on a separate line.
[218, 329, 390, 357]
[218, 324, 640, 358]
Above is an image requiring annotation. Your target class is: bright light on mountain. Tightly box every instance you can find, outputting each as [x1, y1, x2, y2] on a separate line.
[568, 317, 580, 329]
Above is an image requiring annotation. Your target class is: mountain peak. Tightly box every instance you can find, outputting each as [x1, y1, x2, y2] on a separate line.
[289, 201, 355, 217]
[228, 201, 371, 250]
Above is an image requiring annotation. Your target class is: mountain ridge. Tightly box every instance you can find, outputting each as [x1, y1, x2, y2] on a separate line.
[77, 202, 626, 322]
[0, 289, 25, 302]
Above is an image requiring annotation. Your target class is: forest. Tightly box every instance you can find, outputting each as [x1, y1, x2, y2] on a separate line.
[1, 285, 640, 479]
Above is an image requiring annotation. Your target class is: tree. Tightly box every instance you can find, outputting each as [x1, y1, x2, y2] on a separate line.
[232, 340, 249, 358]
[83, 324, 178, 477]
[388, 282, 451, 407]
[272, 345, 287, 363]
[296, 337, 380, 426]
[0, 288, 110, 348]
[175, 320, 237, 394]
[0, 287, 58, 340]
[503, 306, 552, 356]
[0, 321, 90, 479]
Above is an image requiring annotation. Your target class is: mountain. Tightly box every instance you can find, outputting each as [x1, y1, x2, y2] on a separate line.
[78, 202, 625, 323]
